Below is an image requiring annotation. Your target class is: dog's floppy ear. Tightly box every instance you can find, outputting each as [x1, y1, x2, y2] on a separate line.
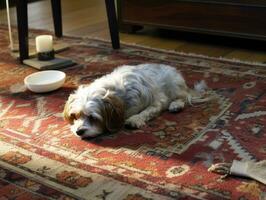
[63, 94, 81, 124]
[102, 91, 125, 133]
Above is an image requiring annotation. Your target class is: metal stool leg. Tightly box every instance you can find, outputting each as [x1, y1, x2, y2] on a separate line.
[16, 0, 29, 62]
[105, 0, 120, 49]
[51, 0, 63, 37]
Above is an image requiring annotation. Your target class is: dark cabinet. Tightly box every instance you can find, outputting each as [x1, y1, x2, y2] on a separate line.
[117, 0, 266, 40]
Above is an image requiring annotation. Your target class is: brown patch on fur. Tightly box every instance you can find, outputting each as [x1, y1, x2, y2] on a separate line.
[63, 94, 81, 124]
[101, 92, 125, 133]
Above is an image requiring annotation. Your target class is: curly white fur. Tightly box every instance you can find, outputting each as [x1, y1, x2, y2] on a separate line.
[63, 63, 210, 138]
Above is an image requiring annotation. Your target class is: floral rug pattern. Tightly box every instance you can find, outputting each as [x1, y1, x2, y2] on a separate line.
[0, 27, 266, 199]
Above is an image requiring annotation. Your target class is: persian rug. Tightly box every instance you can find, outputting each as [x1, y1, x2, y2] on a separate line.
[0, 26, 265, 200]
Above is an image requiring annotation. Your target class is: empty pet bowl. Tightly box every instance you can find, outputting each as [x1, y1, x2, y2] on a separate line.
[24, 70, 66, 93]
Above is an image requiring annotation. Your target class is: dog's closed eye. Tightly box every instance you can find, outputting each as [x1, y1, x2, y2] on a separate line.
[67, 112, 81, 124]
[87, 115, 97, 121]
[70, 113, 77, 120]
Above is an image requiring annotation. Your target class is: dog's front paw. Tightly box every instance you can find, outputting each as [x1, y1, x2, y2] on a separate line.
[125, 116, 146, 129]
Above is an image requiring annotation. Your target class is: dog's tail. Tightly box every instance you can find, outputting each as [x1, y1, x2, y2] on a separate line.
[186, 80, 213, 105]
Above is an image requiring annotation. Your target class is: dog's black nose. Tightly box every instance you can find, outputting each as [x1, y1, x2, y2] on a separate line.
[76, 128, 86, 136]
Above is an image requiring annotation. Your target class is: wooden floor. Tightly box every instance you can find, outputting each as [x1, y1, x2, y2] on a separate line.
[1, 0, 266, 63]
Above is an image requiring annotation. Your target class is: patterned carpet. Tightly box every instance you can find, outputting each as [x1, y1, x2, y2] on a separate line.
[0, 27, 265, 200]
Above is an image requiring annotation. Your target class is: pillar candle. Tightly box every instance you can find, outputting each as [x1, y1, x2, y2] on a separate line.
[36, 35, 53, 53]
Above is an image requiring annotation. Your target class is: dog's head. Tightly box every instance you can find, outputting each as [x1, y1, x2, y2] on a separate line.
[63, 90, 125, 138]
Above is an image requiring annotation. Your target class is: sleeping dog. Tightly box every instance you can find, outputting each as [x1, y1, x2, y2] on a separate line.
[63, 63, 210, 138]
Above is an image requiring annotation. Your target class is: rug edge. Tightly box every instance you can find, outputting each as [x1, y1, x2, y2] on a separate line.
[1, 24, 265, 68]
[76, 35, 266, 68]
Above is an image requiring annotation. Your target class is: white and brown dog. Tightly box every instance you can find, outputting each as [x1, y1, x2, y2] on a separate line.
[63, 64, 210, 138]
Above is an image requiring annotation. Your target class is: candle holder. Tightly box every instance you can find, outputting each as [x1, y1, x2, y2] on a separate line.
[37, 50, 55, 61]
[21, 35, 75, 70]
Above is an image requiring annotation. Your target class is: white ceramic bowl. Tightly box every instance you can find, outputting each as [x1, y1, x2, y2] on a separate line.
[24, 70, 66, 93]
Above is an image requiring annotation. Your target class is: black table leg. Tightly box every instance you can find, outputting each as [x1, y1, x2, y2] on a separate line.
[16, 0, 29, 62]
[51, 0, 63, 37]
[105, 0, 120, 49]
